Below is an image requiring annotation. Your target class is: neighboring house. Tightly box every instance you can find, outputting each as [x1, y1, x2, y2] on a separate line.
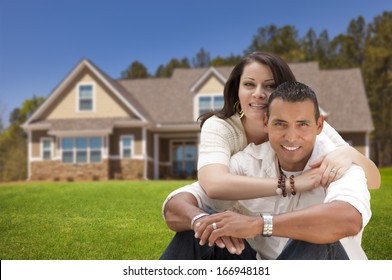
[22, 59, 374, 181]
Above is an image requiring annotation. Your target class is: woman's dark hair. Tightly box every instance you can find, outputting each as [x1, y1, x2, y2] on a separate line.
[198, 52, 297, 128]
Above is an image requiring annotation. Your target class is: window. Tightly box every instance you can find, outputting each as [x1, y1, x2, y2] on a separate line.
[78, 84, 93, 111]
[41, 138, 52, 160]
[90, 137, 102, 163]
[76, 138, 87, 163]
[171, 140, 197, 178]
[62, 138, 74, 163]
[121, 136, 134, 158]
[62, 137, 102, 163]
[198, 95, 224, 116]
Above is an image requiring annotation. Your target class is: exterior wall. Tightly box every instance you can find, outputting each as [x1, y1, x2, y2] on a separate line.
[108, 127, 145, 179]
[146, 159, 154, 179]
[198, 76, 224, 93]
[340, 132, 367, 155]
[42, 68, 132, 120]
[30, 160, 109, 181]
[109, 159, 145, 180]
[145, 130, 154, 160]
[31, 130, 53, 158]
[30, 158, 145, 181]
[109, 127, 143, 156]
[158, 137, 171, 179]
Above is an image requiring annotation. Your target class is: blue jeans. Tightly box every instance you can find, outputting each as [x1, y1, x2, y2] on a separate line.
[160, 231, 349, 260]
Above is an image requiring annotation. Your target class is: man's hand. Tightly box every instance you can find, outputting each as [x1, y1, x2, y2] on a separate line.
[194, 211, 262, 254]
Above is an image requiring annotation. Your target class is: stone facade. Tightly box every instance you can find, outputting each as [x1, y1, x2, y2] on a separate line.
[31, 159, 145, 181]
[109, 158, 145, 180]
[30, 160, 109, 181]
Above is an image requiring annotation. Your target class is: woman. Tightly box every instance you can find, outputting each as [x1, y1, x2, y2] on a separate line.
[197, 52, 380, 199]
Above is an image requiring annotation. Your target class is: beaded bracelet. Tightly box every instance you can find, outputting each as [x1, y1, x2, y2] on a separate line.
[289, 175, 296, 196]
[276, 175, 287, 197]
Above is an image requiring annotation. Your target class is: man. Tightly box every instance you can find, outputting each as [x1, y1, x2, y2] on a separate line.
[161, 81, 371, 260]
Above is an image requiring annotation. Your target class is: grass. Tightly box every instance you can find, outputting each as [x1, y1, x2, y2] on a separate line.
[0, 168, 391, 260]
[0, 180, 184, 260]
[362, 167, 392, 260]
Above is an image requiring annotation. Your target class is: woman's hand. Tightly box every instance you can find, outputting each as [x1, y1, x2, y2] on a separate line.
[310, 146, 353, 188]
[194, 211, 261, 253]
[294, 168, 323, 192]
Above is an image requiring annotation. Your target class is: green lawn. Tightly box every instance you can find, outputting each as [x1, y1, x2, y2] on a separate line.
[0, 168, 391, 260]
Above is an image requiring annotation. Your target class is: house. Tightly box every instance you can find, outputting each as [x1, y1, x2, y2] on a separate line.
[22, 59, 374, 181]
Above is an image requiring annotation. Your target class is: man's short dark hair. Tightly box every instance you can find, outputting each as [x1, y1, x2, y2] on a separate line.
[267, 81, 321, 121]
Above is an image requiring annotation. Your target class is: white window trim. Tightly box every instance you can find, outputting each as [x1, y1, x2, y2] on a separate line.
[40, 137, 53, 160]
[120, 135, 135, 159]
[193, 92, 223, 120]
[76, 82, 96, 113]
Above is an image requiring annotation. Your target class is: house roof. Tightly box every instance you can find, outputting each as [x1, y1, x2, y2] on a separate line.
[23, 59, 151, 128]
[39, 117, 144, 136]
[119, 62, 373, 132]
[118, 66, 234, 126]
[24, 59, 374, 133]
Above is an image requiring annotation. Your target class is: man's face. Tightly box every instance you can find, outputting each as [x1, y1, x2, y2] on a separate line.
[264, 98, 324, 172]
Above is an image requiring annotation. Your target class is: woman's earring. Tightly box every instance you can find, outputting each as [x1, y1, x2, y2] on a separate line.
[234, 101, 244, 118]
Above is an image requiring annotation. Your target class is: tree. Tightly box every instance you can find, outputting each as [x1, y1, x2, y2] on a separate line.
[121, 61, 150, 79]
[315, 30, 331, 67]
[246, 25, 305, 62]
[0, 96, 45, 182]
[210, 54, 242, 67]
[0, 101, 5, 132]
[328, 17, 366, 68]
[362, 12, 392, 167]
[192, 48, 210, 68]
[301, 28, 318, 61]
[154, 57, 190, 77]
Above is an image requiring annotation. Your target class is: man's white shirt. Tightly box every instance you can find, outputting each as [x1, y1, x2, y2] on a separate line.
[163, 133, 371, 260]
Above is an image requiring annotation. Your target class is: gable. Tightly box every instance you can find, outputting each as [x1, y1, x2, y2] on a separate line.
[196, 75, 225, 93]
[190, 67, 226, 93]
[24, 59, 151, 130]
[40, 67, 134, 121]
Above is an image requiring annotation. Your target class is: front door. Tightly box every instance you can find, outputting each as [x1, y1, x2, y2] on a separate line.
[171, 140, 197, 179]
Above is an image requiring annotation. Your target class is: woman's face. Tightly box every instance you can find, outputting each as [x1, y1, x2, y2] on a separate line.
[238, 61, 275, 122]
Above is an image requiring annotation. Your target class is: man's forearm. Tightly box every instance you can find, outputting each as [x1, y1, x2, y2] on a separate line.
[198, 201, 363, 247]
[164, 192, 207, 232]
[273, 201, 362, 243]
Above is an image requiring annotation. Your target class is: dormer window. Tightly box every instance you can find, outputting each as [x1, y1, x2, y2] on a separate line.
[78, 83, 94, 111]
[197, 94, 224, 117]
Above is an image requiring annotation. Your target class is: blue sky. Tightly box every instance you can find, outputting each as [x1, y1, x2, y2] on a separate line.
[0, 0, 391, 127]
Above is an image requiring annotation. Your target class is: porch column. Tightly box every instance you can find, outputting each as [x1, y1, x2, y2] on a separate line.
[154, 133, 159, 179]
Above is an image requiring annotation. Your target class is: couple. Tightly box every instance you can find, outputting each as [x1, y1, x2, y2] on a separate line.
[161, 80, 372, 260]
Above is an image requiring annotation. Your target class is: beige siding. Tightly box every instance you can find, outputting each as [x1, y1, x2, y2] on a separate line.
[31, 130, 53, 158]
[110, 127, 143, 156]
[44, 69, 130, 120]
[197, 76, 224, 93]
